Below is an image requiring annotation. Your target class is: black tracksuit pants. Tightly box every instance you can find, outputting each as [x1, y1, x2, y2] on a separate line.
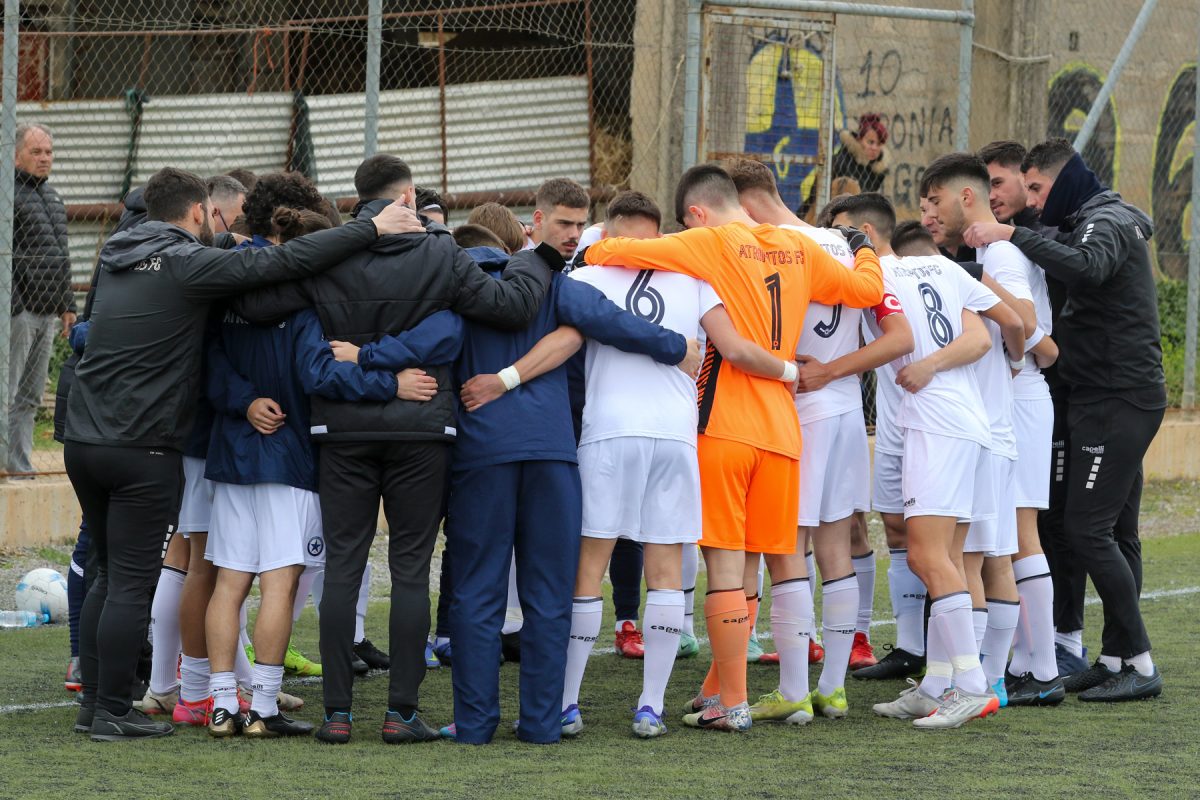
[64, 442, 182, 716]
[317, 440, 450, 715]
[1039, 388, 1089, 634]
[1062, 397, 1163, 658]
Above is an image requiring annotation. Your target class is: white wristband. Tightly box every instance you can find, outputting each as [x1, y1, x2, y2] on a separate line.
[498, 366, 522, 392]
[780, 360, 798, 383]
[1024, 327, 1046, 352]
[1008, 355, 1027, 371]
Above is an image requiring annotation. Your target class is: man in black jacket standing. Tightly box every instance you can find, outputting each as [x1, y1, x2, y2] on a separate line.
[6, 123, 75, 477]
[966, 138, 1165, 702]
[65, 167, 420, 741]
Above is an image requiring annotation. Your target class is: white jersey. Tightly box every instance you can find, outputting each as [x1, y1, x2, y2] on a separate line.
[782, 224, 863, 424]
[574, 223, 605, 260]
[862, 258, 905, 456]
[975, 242, 1033, 460]
[884, 254, 996, 449]
[568, 265, 721, 446]
[1013, 256, 1053, 400]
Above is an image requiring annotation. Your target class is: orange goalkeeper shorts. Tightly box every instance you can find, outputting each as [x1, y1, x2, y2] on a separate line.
[697, 434, 800, 555]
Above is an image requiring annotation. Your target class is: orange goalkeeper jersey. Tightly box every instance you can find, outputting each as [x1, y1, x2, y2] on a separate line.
[586, 222, 883, 459]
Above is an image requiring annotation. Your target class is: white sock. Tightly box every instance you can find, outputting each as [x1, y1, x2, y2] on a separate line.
[851, 551, 876, 634]
[562, 597, 602, 710]
[239, 602, 252, 651]
[354, 562, 371, 644]
[805, 551, 818, 638]
[1055, 630, 1084, 658]
[311, 568, 324, 616]
[210, 670, 238, 715]
[293, 566, 321, 623]
[817, 576, 858, 695]
[932, 593, 987, 695]
[1099, 654, 1122, 672]
[502, 556, 523, 635]
[980, 599, 1020, 687]
[638, 590, 683, 714]
[148, 567, 186, 695]
[888, 549, 927, 656]
[1124, 651, 1154, 677]
[234, 631, 255, 690]
[681, 546, 698, 637]
[920, 615, 952, 700]
[770, 579, 812, 702]
[972, 608, 988, 652]
[179, 655, 211, 704]
[1013, 555, 1058, 681]
[249, 662, 284, 717]
[750, 556, 766, 638]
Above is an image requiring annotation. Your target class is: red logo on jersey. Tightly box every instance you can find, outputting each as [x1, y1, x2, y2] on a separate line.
[872, 293, 904, 323]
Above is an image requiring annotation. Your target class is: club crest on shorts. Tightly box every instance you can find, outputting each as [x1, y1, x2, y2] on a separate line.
[307, 536, 325, 557]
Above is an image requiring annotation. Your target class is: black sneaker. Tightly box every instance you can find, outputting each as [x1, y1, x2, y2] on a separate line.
[74, 704, 94, 734]
[501, 632, 521, 664]
[1063, 659, 1120, 693]
[1078, 665, 1162, 703]
[1006, 673, 1066, 706]
[207, 706, 243, 738]
[851, 645, 925, 680]
[314, 711, 353, 744]
[354, 639, 391, 671]
[1004, 668, 1026, 696]
[351, 653, 370, 676]
[381, 710, 440, 744]
[89, 707, 175, 742]
[243, 710, 314, 738]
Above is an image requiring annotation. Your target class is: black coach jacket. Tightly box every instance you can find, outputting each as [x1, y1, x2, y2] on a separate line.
[13, 168, 74, 316]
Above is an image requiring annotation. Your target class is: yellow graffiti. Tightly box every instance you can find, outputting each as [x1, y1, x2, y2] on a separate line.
[1047, 61, 1122, 191]
[773, 135, 792, 179]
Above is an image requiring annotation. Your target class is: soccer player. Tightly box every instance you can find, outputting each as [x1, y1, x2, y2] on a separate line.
[585, 165, 884, 731]
[729, 159, 914, 718]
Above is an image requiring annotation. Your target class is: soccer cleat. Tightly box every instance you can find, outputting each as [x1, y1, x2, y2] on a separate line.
[749, 688, 813, 725]
[1005, 673, 1066, 706]
[135, 687, 178, 715]
[354, 639, 390, 671]
[990, 677, 1008, 708]
[65, 657, 82, 692]
[677, 632, 700, 659]
[424, 641, 441, 670]
[614, 621, 645, 659]
[74, 704, 94, 734]
[848, 632, 878, 670]
[438, 722, 457, 739]
[244, 710, 314, 738]
[1077, 665, 1162, 703]
[276, 691, 304, 712]
[207, 706, 242, 738]
[314, 712, 352, 744]
[872, 678, 940, 720]
[632, 706, 668, 738]
[1063, 660, 1119, 693]
[501, 631, 522, 663]
[682, 691, 720, 716]
[351, 654, 370, 676]
[911, 688, 1000, 729]
[1056, 643, 1089, 677]
[810, 687, 849, 719]
[90, 708, 175, 741]
[852, 645, 925, 680]
[683, 700, 753, 732]
[171, 696, 211, 726]
[1004, 666, 1024, 696]
[757, 650, 780, 665]
[284, 641, 322, 676]
[746, 634, 764, 663]
[560, 704, 584, 737]
[432, 638, 453, 667]
[236, 688, 252, 715]
[381, 710, 439, 744]
[809, 638, 825, 665]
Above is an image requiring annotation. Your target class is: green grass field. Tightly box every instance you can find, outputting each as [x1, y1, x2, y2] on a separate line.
[3, 528, 1200, 798]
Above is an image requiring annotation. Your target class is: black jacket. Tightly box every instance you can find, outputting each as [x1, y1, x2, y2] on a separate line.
[13, 169, 74, 316]
[1010, 190, 1164, 405]
[232, 200, 552, 443]
[65, 217, 381, 451]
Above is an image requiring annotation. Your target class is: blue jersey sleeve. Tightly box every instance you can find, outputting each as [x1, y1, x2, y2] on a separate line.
[357, 310, 465, 372]
[555, 278, 686, 365]
[206, 334, 261, 418]
[292, 310, 398, 402]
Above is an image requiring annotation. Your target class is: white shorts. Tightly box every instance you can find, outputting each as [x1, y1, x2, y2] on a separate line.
[965, 453, 1018, 555]
[797, 409, 870, 526]
[968, 449, 998, 524]
[872, 449, 904, 514]
[177, 456, 215, 536]
[1013, 396, 1053, 509]
[578, 437, 701, 544]
[901, 430, 982, 521]
[207, 483, 324, 573]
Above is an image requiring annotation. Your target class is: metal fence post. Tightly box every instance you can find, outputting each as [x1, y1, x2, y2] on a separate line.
[0, 0, 20, 473]
[956, 0, 974, 151]
[1074, 0, 1159, 154]
[363, 0, 382, 159]
[1183, 25, 1200, 411]
[681, 0, 702, 171]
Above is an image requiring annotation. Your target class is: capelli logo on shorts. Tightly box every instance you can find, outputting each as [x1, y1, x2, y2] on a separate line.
[904, 498, 916, 507]
[307, 537, 324, 557]
[1081, 445, 1105, 455]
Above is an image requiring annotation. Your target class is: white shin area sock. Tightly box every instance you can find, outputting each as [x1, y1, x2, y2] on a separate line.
[1055, 629, 1084, 658]
[502, 556, 523, 636]
[354, 563, 371, 644]
[562, 597, 602, 710]
[980, 599, 1020, 687]
[888, 549, 927, 656]
[751, 556, 766, 638]
[805, 552, 818, 638]
[933, 593, 987, 695]
[920, 618, 952, 699]
[249, 662, 284, 717]
[293, 566, 321, 623]
[817, 576, 858, 695]
[851, 551, 876, 634]
[210, 670, 238, 714]
[638, 590, 684, 714]
[770, 579, 813, 702]
[1125, 651, 1154, 676]
[681, 546, 699, 637]
[1014, 554, 1058, 681]
[148, 567, 186, 695]
[972, 608, 988, 652]
[180, 655, 211, 704]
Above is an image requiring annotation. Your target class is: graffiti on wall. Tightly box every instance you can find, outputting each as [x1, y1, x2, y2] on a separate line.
[1151, 63, 1196, 280]
[1046, 62, 1119, 189]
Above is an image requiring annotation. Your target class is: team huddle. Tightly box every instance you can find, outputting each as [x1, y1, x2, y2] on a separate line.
[62, 134, 1165, 744]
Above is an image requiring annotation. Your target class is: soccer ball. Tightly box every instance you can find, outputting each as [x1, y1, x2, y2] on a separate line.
[15, 568, 69, 624]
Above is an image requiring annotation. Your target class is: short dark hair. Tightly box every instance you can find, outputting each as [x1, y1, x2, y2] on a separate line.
[144, 167, 210, 223]
[242, 172, 326, 237]
[605, 190, 661, 228]
[225, 168, 258, 192]
[919, 152, 990, 198]
[272, 207, 332, 242]
[823, 191, 896, 239]
[1021, 137, 1076, 176]
[891, 220, 938, 256]
[674, 164, 738, 226]
[535, 178, 590, 212]
[453, 223, 507, 250]
[978, 140, 1027, 170]
[415, 186, 448, 219]
[205, 174, 246, 205]
[466, 202, 526, 253]
[725, 158, 779, 197]
[355, 154, 413, 200]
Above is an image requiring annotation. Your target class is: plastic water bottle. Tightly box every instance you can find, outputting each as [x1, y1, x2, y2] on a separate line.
[0, 610, 43, 628]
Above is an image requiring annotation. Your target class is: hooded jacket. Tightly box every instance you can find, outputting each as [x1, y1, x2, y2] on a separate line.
[13, 168, 74, 316]
[829, 129, 890, 195]
[230, 200, 552, 443]
[65, 216, 381, 450]
[1010, 179, 1164, 405]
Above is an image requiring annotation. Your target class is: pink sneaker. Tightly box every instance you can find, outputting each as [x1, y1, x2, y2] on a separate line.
[172, 696, 211, 726]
